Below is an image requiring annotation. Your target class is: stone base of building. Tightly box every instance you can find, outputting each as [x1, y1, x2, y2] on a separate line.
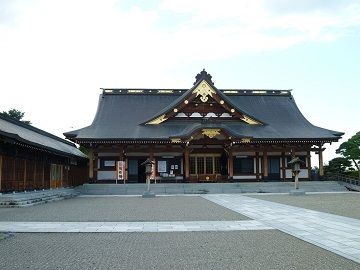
[289, 189, 306, 196]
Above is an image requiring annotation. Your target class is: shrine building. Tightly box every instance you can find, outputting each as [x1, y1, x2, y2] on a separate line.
[0, 115, 88, 192]
[64, 70, 343, 183]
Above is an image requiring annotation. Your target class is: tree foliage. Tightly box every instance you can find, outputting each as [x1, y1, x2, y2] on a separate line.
[0, 109, 31, 125]
[336, 132, 360, 177]
[324, 157, 352, 176]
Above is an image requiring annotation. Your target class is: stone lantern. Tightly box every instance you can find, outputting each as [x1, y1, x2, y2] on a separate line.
[141, 158, 155, 198]
[288, 157, 305, 195]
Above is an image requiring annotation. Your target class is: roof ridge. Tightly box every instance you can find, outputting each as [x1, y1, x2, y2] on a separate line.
[101, 88, 292, 91]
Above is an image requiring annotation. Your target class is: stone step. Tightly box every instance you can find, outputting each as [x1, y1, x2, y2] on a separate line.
[0, 188, 80, 208]
[79, 181, 349, 195]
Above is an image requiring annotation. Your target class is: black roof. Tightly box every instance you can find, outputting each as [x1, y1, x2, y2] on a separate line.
[0, 115, 87, 159]
[64, 71, 343, 143]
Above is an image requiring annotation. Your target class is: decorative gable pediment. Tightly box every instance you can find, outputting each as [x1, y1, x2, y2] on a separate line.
[145, 70, 263, 126]
[192, 80, 216, 103]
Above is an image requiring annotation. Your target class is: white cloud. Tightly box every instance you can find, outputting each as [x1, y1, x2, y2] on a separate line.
[0, 0, 359, 165]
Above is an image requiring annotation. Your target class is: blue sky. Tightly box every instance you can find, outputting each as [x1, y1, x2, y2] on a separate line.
[0, 0, 359, 165]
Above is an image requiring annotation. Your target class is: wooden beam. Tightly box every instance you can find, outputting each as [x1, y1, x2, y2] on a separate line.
[310, 147, 326, 151]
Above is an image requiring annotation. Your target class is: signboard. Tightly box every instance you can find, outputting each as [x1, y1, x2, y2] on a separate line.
[116, 161, 124, 180]
[157, 160, 167, 173]
[104, 160, 115, 167]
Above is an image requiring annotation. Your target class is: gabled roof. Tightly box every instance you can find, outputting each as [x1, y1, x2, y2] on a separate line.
[0, 115, 87, 159]
[64, 70, 343, 143]
[144, 69, 263, 125]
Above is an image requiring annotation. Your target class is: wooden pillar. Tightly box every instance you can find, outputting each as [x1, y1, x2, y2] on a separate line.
[93, 152, 98, 181]
[228, 148, 234, 179]
[318, 146, 324, 177]
[123, 147, 127, 181]
[184, 147, 190, 180]
[149, 146, 155, 183]
[307, 151, 312, 180]
[33, 161, 37, 188]
[0, 155, 3, 192]
[23, 160, 27, 191]
[263, 149, 268, 178]
[13, 158, 16, 190]
[281, 152, 286, 181]
[116, 146, 124, 183]
[42, 161, 45, 188]
[255, 152, 259, 181]
[88, 150, 94, 181]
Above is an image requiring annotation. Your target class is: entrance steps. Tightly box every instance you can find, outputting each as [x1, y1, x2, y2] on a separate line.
[0, 188, 80, 208]
[78, 181, 348, 195]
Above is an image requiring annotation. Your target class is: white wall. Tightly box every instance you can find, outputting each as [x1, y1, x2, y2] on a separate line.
[97, 171, 116, 180]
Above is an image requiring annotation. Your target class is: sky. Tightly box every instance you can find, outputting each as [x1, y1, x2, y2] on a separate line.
[0, 0, 359, 166]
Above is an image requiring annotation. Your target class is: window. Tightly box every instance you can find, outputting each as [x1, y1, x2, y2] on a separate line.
[206, 157, 213, 174]
[197, 157, 205, 174]
[100, 158, 116, 170]
[214, 157, 221, 174]
[189, 155, 220, 174]
[234, 157, 254, 174]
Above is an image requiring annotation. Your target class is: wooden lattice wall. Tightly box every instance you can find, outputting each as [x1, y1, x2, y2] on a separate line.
[0, 153, 88, 193]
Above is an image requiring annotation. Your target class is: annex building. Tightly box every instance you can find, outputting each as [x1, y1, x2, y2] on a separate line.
[0, 115, 88, 192]
[65, 70, 343, 183]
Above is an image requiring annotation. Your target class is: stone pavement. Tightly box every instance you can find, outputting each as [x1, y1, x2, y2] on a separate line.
[3, 232, 359, 270]
[1, 194, 359, 266]
[0, 220, 272, 232]
[203, 194, 360, 264]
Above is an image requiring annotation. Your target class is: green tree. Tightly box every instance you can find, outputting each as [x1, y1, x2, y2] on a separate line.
[0, 109, 31, 125]
[336, 132, 360, 178]
[324, 157, 352, 176]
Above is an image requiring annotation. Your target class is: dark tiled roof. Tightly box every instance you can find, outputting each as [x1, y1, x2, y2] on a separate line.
[0, 115, 87, 158]
[64, 89, 343, 142]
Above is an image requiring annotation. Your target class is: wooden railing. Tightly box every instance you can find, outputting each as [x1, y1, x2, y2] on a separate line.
[328, 173, 360, 187]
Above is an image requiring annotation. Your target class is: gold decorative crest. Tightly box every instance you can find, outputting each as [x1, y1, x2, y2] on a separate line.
[192, 80, 216, 102]
[241, 115, 261, 125]
[202, 129, 221, 138]
[147, 114, 167, 125]
[171, 138, 181, 143]
[241, 138, 251, 143]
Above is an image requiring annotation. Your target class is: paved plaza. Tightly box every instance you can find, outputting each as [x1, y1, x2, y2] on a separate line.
[204, 193, 360, 264]
[249, 192, 360, 219]
[0, 220, 272, 232]
[0, 196, 248, 222]
[0, 193, 360, 269]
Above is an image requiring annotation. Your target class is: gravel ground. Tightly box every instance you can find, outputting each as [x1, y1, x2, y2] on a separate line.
[248, 193, 360, 219]
[0, 231, 358, 270]
[0, 196, 249, 222]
